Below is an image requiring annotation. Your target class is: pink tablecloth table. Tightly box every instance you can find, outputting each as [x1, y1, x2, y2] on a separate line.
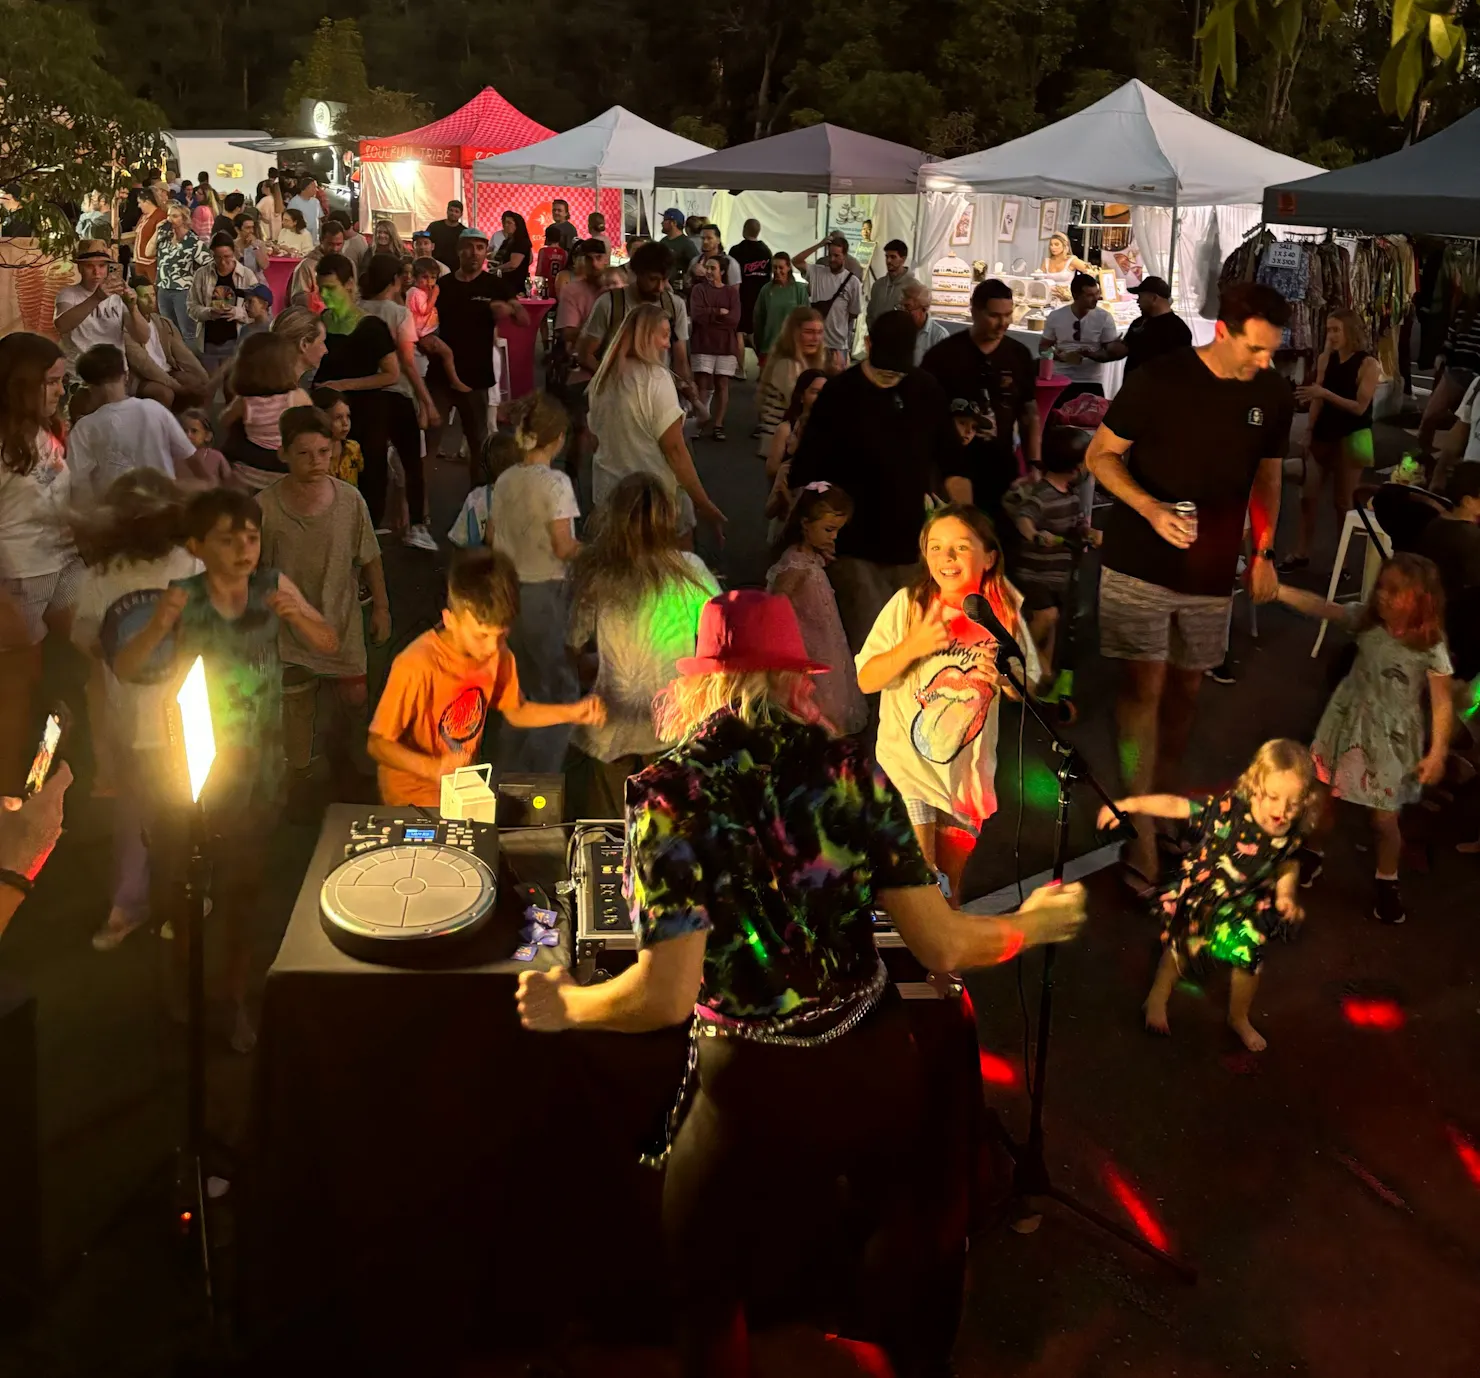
[1034, 374, 1073, 433]
[497, 299, 555, 399]
[266, 257, 300, 315]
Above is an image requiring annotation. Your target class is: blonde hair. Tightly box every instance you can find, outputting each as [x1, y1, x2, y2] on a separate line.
[590, 302, 670, 396]
[508, 390, 569, 452]
[1327, 308, 1370, 355]
[759, 307, 826, 395]
[654, 669, 823, 743]
[1236, 738, 1320, 830]
[271, 304, 326, 354]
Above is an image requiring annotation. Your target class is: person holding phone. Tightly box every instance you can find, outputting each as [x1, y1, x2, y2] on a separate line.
[0, 763, 72, 939]
[52, 241, 150, 376]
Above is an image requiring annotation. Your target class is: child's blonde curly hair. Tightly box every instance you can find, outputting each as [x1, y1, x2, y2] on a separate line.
[1236, 738, 1321, 830]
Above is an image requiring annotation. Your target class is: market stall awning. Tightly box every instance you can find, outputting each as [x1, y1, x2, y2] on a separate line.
[655, 123, 926, 195]
[359, 88, 555, 168]
[1263, 109, 1480, 236]
[927, 80, 1321, 207]
[472, 106, 713, 189]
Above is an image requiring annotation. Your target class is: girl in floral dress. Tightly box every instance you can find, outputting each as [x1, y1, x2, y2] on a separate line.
[1274, 554, 1453, 925]
[1099, 739, 1319, 1052]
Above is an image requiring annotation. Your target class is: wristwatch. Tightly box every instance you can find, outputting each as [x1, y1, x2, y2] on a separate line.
[1254, 548, 1276, 561]
[0, 868, 33, 897]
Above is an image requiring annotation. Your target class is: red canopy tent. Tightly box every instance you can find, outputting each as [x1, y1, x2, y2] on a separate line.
[359, 87, 621, 250]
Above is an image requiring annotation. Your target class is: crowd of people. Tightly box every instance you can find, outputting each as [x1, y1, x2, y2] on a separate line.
[4, 179, 1480, 1377]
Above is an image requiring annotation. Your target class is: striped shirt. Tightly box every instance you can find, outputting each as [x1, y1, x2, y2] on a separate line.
[1002, 477, 1083, 589]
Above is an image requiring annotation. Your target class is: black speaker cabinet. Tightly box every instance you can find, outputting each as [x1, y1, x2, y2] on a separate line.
[493, 773, 565, 827]
[0, 979, 39, 1334]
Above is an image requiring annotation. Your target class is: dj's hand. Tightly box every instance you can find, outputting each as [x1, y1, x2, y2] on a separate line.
[569, 695, 606, 727]
[517, 966, 574, 1032]
[1015, 880, 1088, 947]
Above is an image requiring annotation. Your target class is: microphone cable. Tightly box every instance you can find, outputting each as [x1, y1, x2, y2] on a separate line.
[1010, 660, 1035, 1103]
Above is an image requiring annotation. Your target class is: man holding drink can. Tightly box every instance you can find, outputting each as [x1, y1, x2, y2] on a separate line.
[1085, 282, 1293, 892]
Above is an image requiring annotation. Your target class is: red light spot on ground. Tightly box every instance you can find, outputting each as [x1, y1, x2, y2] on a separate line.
[1102, 1163, 1171, 1253]
[978, 1049, 1017, 1086]
[1340, 997, 1405, 1031]
[1448, 1125, 1480, 1188]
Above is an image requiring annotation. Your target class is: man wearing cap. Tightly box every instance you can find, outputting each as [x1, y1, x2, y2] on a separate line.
[426, 200, 465, 271]
[797, 234, 864, 372]
[410, 231, 450, 277]
[424, 224, 528, 476]
[921, 279, 1039, 530]
[53, 242, 151, 373]
[661, 207, 699, 294]
[1103, 276, 1192, 375]
[788, 311, 959, 649]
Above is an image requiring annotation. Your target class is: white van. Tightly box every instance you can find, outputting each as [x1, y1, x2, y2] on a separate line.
[163, 131, 278, 201]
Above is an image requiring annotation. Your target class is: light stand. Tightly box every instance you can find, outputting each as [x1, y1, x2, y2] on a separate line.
[990, 644, 1197, 1283]
[170, 656, 217, 1313]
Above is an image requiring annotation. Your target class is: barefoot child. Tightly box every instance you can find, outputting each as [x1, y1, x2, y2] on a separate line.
[1103, 738, 1316, 1052]
[1001, 425, 1101, 694]
[408, 257, 469, 392]
[114, 487, 338, 1052]
[309, 386, 364, 486]
[485, 393, 582, 773]
[257, 406, 390, 806]
[857, 504, 1036, 906]
[368, 547, 605, 807]
[766, 481, 866, 734]
[1273, 553, 1453, 924]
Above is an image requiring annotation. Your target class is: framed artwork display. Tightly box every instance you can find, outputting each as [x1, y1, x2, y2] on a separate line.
[998, 199, 1020, 242]
[950, 201, 975, 246]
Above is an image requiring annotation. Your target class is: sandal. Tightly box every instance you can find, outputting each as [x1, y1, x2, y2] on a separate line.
[712, 426, 727, 442]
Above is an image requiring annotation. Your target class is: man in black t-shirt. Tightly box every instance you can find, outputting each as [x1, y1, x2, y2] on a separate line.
[788, 312, 958, 649]
[1104, 276, 1193, 375]
[425, 200, 466, 271]
[1087, 281, 1293, 886]
[423, 224, 527, 477]
[547, 199, 579, 255]
[728, 218, 772, 356]
[921, 279, 1039, 530]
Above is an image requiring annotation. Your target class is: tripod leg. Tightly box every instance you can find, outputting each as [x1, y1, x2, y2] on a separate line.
[1043, 1185, 1198, 1282]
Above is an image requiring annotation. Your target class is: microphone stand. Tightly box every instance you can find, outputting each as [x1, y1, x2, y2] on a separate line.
[987, 639, 1197, 1282]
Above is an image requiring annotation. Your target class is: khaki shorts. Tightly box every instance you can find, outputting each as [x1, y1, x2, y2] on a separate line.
[1098, 567, 1231, 672]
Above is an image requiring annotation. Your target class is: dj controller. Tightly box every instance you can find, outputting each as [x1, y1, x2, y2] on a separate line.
[319, 814, 501, 961]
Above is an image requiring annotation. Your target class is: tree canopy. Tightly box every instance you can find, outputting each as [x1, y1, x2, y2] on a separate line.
[56, 0, 1480, 171]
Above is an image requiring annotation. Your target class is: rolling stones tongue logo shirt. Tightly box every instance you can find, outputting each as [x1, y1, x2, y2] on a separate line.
[369, 627, 520, 806]
[857, 586, 1038, 833]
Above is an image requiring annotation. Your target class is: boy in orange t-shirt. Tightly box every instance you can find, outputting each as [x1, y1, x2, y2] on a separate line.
[368, 549, 604, 806]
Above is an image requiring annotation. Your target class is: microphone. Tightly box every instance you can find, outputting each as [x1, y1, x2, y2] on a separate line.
[962, 592, 1026, 664]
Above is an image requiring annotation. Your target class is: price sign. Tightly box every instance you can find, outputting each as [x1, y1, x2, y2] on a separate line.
[1262, 240, 1302, 271]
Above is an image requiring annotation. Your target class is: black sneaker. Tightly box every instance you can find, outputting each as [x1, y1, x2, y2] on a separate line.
[1296, 847, 1324, 889]
[1374, 878, 1407, 925]
[1205, 659, 1237, 685]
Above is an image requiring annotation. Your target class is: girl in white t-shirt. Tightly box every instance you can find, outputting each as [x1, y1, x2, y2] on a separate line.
[857, 504, 1036, 907]
[487, 393, 582, 774]
[0, 334, 76, 786]
[69, 469, 201, 950]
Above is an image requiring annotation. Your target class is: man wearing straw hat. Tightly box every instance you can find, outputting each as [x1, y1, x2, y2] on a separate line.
[52, 241, 151, 373]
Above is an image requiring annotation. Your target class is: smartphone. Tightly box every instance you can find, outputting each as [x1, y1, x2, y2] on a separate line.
[25, 709, 65, 798]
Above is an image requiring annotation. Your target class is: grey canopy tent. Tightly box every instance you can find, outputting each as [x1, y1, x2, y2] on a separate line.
[1263, 109, 1480, 236]
[653, 123, 925, 195]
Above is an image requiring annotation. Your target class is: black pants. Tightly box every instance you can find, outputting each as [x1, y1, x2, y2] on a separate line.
[662, 988, 968, 1377]
[428, 377, 490, 480]
[347, 390, 424, 528]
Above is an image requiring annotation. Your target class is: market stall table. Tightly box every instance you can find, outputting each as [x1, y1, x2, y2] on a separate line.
[498, 298, 554, 398]
[265, 256, 300, 315]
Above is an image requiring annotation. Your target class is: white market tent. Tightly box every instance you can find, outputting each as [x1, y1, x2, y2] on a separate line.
[472, 106, 713, 190]
[926, 80, 1322, 284]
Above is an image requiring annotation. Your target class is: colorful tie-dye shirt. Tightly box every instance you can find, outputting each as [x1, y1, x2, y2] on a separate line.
[624, 708, 934, 1021]
[1159, 790, 1302, 975]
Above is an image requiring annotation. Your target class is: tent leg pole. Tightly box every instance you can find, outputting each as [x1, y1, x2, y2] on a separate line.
[1166, 202, 1180, 295]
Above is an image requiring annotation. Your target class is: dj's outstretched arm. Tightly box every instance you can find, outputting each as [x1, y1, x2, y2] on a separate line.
[879, 879, 1087, 972]
[517, 931, 706, 1033]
